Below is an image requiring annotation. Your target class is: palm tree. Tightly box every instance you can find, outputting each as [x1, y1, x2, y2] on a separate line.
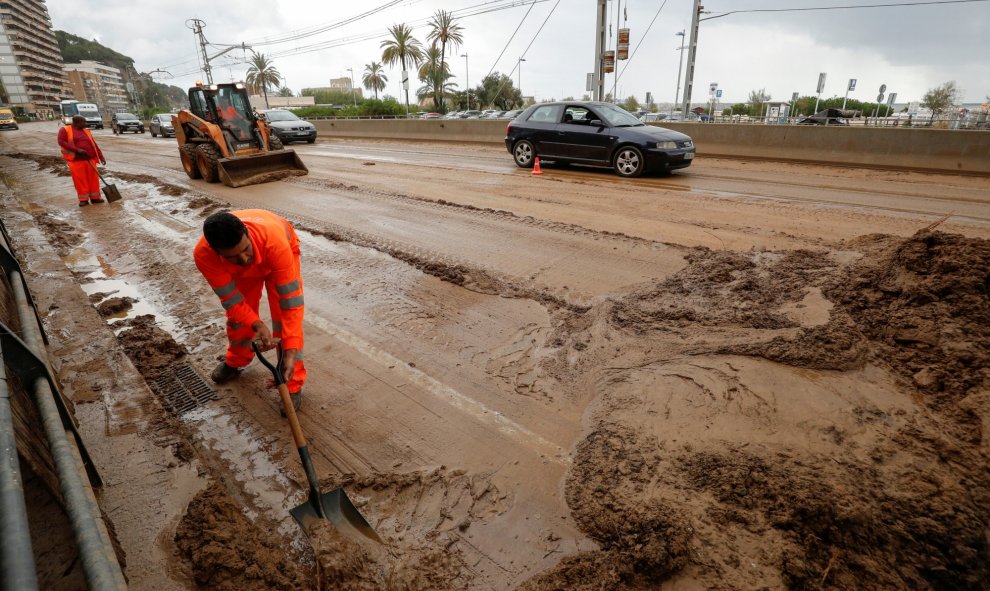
[362, 62, 388, 100]
[426, 10, 463, 111]
[380, 23, 424, 115]
[418, 45, 453, 111]
[245, 51, 281, 109]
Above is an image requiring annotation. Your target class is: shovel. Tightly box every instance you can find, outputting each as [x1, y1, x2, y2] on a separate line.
[252, 340, 382, 544]
[88, 161, 122, 203]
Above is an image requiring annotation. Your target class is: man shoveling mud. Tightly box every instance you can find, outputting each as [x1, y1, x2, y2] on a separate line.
[57, 115, 106, 206]
[194, 210, 306, 415]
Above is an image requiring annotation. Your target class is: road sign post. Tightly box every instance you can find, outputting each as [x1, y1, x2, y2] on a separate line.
[814, 72, 827, 116]
[843, 78, 856, 110]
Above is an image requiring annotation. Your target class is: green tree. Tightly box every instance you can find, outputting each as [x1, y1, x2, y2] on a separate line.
[748, 88, 771, 117]
[381, 23, 425, 115]
[921, 81, 960, 121]
[622, 96, 640, 112]
[426, 10, 464, 111]
[362, 62, 388, 100]
[245, 51, 281, 109]
[474, 73, 522, 110]
[276, 87, 293, 97]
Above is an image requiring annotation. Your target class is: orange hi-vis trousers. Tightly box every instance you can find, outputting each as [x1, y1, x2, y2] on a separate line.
[223, 271, 307, 394]
[67, 160, 101, 203]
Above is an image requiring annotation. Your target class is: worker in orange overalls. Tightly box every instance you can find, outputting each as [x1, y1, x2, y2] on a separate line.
[194, 210, 307, 415]
[57, 115, 106, 206]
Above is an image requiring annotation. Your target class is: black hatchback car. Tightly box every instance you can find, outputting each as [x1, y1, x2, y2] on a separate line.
[505, 101, 694, 177]
[111, 112, 145, 134]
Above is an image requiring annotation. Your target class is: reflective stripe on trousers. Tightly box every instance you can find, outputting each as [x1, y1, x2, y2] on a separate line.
[223, 276, 306, 394]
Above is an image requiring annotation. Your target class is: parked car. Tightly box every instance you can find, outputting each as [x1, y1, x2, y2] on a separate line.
[639, 113, 667, 123]
[501, 109, 524, 119]
[444, 111, 462, 119]
[148, 113, 176, 137]
[461, 110, 484, 119]
[0, 107, 17, 130]
[505, 101, 695, 178]
[111, 112, 144, 134]
[262, 109, 317, 144]
[483, 110, 505, 119]
[420, 112, 442, 119]
[798, 108, 854, 126]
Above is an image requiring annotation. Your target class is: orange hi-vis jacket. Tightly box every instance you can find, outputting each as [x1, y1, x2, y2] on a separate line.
[58, 125, 101, 161]
[193, 210, 304, 351]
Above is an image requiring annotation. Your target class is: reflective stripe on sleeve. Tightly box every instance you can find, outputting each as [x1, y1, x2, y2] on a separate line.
[213, 281, 237, 298]
[279, 295, 304, 310]
[221, 292, 244, 310]
[275, 279, 300, 296]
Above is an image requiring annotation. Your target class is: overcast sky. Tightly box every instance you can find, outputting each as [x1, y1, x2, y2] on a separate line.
[46, 0, 990, 106]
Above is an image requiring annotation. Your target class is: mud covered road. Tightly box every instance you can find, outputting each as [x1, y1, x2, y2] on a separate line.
[2, 122, 989, 590]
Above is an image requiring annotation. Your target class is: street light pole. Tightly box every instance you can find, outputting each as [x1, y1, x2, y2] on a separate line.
[518, 58, 526, 105]
[461, 53, 469, 109]
[674, 30, 686, 114]
[346, 68, 356, 107]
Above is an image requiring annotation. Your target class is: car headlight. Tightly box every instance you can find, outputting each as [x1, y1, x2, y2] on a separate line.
[656, 141, 678, 149]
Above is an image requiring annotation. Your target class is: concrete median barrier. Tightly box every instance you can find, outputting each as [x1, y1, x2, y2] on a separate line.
[311, 119, 990, 175]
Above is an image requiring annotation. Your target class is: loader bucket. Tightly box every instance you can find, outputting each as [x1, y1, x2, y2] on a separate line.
[217, 149, 308, 188]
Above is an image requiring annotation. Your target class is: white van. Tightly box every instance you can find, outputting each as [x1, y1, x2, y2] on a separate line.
[76, 102, 104, 129]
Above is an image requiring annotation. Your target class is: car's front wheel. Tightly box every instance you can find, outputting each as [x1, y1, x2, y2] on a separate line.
[512, 140, 535, 168]
[151, 128, 157, 137]
[613, 146, 644, 178]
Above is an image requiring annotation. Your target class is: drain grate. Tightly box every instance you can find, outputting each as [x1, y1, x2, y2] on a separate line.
[150, 363, 218, 415]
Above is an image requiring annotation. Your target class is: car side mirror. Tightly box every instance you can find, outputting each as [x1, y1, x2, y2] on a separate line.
[590, 119, 603, 127]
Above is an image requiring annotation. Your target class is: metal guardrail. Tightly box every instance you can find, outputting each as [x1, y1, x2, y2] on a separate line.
[0, 218, 127, 591]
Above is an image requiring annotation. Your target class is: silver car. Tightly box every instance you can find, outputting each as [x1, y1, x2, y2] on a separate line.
[149, 113, 176, 138]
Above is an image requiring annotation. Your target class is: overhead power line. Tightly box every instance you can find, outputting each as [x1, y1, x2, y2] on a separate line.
[703, 0, 989, 21]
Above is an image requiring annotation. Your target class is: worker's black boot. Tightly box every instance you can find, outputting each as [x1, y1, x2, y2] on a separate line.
[210, 362, 242, 384]
[280, 390, 303, 418]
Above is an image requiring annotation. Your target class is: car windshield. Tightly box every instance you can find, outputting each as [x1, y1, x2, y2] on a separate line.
[595, 103, 644, 127]
[117, 113, 137, 120]
[162, 114, 176, 122]
[265, 110, 299, 122]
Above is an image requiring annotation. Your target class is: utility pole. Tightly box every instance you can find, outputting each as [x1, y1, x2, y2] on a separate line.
[674, 30, 686, 113]
[681, 0, 703, 118]
[593, 0, 607, 101]
[186, 19, 250, 85]
[461, 53, 469, 109]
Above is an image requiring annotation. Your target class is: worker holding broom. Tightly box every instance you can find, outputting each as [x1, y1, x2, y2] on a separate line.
[57, 115, 106, 206]
[194, 210, 307, 415]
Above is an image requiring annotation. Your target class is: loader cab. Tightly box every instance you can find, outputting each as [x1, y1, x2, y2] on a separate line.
[189, 83, 258, 148]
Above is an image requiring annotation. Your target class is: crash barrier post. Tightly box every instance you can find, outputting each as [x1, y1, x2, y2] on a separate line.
[0, 222, 127, 591]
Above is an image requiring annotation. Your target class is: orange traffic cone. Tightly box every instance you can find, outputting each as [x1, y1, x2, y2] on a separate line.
[532, 156, 543, 175]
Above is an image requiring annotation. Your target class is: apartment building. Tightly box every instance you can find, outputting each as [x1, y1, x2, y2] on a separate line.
[63, 60, 128, 114]
[0, 0, 68, 118]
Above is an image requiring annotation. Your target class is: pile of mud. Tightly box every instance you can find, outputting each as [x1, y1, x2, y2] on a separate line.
[107, 171, 187, 196]
[536, 230, 990, 589]
[115, 315, 187, 381]
[29, 210, 86, 256]
[175, 482, 310, 591]
[307, 466, 509, 590]
[8, 152, 70, 177]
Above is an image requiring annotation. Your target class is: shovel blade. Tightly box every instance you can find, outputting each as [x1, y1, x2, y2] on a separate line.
[290, 488, 382, 544]
[103, 184, 122, 203]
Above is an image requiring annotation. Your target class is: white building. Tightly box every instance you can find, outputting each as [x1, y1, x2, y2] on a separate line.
[63, 60, 129, 114]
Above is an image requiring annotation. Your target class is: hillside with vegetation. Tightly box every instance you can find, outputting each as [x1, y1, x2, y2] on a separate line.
[56, 30, 187, 115]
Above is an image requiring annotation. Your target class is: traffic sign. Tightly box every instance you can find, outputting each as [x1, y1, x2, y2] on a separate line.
[877, 93, 885, 103]
[817, 72, 827, 93]
[715, 89, 722, 98]
[709, 82, 718, 95]
[848, 79, 857, 91]
[887, 92, 897, 106]
[792, 92, 799, 102]
[879, 83, 886, 93]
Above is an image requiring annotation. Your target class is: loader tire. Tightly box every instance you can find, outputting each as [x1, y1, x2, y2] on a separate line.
[179, 144, 201, 179]
[196, 144, 221, 183]
[268, 134, 284, 151]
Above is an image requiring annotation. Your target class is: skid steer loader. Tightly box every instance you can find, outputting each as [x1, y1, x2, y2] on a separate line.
[173, 82, 308, 188]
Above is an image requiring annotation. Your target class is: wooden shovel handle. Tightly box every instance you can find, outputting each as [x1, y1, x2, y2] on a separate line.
[278, 383, 307, 449]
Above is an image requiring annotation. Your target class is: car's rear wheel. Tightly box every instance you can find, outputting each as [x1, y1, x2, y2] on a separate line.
[196, 144, 220, 182]
[151, 129, 157, 137]
[513, 140, 535, 168]
[613, 146, 644, 178]
[179, 144, 201, 179]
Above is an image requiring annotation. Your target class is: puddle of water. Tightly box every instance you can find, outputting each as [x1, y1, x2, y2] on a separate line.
[306, 150, 402, 163]
[64, 242, 183, 336]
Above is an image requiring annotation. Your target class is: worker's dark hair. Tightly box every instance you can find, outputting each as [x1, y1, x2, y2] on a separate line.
[71, 115, 86, 125]
[203, 211, 247, 250]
